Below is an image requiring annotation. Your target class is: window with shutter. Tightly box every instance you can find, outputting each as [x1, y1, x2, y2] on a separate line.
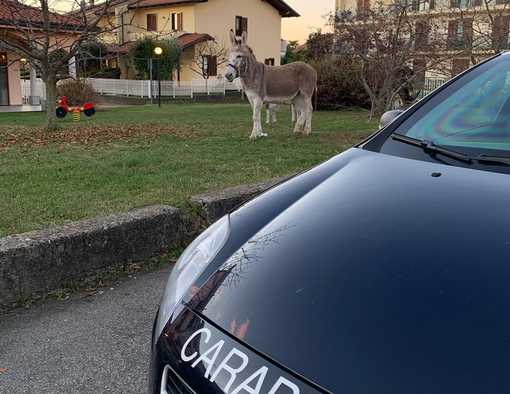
[172, 13, 183, 30]
[235, 16, 248, 36]
[415, 21, 429, 50]
[447, 20, 457, 49]
[147, 14, 157, 31]
[202, 56, 218, 77]
[264, 58, 275, 66]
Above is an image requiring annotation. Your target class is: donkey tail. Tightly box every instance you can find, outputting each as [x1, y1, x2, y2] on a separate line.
[312, 86, 318, 112]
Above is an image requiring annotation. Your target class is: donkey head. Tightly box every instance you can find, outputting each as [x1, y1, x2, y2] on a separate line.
[225, 29, 248, 82]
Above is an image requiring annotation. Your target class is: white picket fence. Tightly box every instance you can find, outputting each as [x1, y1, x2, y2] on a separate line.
[21, 79, 46, 104]
[88, 77, 243, 98]
[21, 77, 243, 103]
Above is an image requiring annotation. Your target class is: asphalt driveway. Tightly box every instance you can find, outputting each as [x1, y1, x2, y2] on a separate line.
[0, 263, 173, 394]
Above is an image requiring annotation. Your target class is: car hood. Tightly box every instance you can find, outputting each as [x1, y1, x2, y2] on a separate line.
[187, 148, 510, 393]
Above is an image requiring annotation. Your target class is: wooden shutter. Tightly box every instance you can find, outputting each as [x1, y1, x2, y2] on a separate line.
[447, 20, 457, 49]
[209, 56, 217, 76]
[463, 19, 473, 46]
[147, 14, 157, 31]
[177, 12, 183, 30]
[241, 17, 248, 34]
[493, 16, 509, 50]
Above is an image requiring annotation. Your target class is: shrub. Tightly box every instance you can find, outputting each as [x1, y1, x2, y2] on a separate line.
[127, 37, 182, 80]
[57, 79, 97, 106]
[310, 58, 370, 110]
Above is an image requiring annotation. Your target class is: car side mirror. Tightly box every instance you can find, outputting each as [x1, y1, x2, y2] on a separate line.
[379, 110, 404, 129]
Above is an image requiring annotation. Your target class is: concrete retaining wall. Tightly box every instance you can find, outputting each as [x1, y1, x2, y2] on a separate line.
[0, 176, 291, 308]
[0, 206, 181, 308]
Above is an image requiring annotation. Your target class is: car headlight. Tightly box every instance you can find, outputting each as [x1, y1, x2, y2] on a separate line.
[155, 215, 230, 339]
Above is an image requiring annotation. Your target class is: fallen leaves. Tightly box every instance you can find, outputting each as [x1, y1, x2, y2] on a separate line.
[0, 123, 202, 152]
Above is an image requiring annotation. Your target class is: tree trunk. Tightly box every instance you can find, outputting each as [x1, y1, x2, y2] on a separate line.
[43, 73, 58, 131]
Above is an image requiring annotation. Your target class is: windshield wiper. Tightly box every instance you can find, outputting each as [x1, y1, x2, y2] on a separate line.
[476, 154, 510, 166]
[392, 133, 510, 166]
[391, 133, 473, 163]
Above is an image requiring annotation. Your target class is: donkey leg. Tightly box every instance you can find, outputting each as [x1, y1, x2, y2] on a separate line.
[265, 105, 270, 126]
[304, 101, 313, 135]
[272, 108, 278, 126]
[291, 104, 296, 125]
[293, 97, 306, 134]
[250, 98, 263, 140]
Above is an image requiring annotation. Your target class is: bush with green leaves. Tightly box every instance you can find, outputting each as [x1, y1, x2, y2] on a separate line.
[127, 37, 182, 80]
[56, 79, 97, 106]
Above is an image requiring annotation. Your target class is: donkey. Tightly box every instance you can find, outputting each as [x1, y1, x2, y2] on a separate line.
[225, 30, 317, 140]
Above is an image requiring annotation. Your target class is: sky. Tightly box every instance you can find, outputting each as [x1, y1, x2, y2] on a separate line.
[281, 0, 334, 44]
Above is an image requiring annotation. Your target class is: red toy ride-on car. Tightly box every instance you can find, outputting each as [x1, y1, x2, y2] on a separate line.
[56, 96, 95, 118]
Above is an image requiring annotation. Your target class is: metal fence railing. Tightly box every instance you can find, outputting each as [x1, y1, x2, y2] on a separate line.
[418, 78, 447, 98]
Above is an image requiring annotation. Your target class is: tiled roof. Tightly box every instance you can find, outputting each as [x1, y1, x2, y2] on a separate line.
[126, 0, 299, 17]
[293, 42, 307, 53]
[128, 0, 207, 9]
[263, 0, 299, 17]
[109, 32, 213, 53]
[178, 32, 214, 49]
[0, 0, 88, 28]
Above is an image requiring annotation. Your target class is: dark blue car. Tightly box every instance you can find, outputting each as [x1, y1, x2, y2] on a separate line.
[149, 52, 510, 394]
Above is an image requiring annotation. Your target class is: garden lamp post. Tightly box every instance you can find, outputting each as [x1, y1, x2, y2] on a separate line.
[154, 46, 163, 107]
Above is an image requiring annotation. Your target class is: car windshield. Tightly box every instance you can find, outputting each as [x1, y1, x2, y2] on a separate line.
[399, 53, 510, 153]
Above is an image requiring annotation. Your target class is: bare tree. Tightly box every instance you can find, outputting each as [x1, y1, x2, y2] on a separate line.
[188, 36, 229, 80]
[0, 0, 129, 130]
[444, 0, 510, 60]
[330, 0, 473, 114]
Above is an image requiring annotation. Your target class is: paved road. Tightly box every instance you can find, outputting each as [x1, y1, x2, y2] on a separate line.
[0, 264, 173, 394]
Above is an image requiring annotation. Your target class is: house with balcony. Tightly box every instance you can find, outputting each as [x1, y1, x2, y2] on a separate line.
[86, 0, 299, 81]
[334, 0, 510, 78]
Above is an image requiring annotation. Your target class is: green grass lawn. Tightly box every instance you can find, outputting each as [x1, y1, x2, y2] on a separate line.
[0, 102, 379, 238]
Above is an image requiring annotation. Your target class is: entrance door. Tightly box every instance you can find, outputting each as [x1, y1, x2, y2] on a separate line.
[0, 53, 9, 106]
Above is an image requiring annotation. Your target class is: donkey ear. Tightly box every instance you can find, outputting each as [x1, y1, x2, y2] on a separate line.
[241, 29, 248, 46]
[229, 29, 236, 47]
